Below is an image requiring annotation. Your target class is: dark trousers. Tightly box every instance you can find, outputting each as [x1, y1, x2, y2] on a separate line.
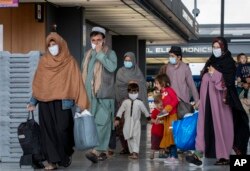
[39, 100, 74, 166]
[109, 129, 117, 150]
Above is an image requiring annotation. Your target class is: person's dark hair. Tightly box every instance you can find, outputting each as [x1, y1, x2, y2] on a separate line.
[128, 83, 139, 93]
[237, 53, 247, 62]
[90, 31, 105, 38]
[155, 74, 171, 88]
[169, 46, 182, 60]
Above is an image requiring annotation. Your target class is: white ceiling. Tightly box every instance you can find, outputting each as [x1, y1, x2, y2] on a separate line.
[20, 0, 187, 44]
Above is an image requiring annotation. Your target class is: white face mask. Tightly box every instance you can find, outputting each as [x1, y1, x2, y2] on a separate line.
[91, 43, 96, 49]
[213, 48, 222, 58]
[48, 44, 59, 56]
[129, 93, 138, 100]
[169, 57, 177, 65]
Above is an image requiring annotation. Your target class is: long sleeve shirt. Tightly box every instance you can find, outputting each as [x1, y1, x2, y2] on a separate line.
[166, 62, 199, 103]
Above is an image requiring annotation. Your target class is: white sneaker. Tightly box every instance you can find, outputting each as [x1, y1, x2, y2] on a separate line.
[164, 157, 179, 164]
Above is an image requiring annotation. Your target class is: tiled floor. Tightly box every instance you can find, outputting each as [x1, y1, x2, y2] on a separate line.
[0, 123, 249, 171]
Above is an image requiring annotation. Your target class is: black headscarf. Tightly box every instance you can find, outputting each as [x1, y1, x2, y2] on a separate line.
[202, 37, 249, 155]
[201, 37, 235, 88]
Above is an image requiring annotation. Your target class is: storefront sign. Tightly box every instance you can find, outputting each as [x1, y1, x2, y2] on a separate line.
[146, 43, 250, 57]
[146, 44, 212, 56]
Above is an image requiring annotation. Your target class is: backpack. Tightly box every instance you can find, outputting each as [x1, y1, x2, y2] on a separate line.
[17, 111, 44, 168]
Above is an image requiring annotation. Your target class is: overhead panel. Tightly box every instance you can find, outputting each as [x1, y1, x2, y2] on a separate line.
[45, 0, 185, 44]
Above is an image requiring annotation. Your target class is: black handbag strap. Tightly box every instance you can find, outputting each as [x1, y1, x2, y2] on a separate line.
[177, 96, 186, 103]
[27, 111, 34, 121]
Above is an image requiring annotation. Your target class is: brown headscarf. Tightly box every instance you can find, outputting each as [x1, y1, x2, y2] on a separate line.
[32, 32, 89, 110]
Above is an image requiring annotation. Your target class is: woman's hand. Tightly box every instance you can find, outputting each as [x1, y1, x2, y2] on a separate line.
[208, 66, 216, 74]
[27, 104, 36, 111]
[194, 101, 199, 110]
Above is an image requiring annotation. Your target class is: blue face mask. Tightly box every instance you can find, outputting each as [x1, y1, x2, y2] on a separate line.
[124, 61, 133, 68]
[169, 57, 177, 65]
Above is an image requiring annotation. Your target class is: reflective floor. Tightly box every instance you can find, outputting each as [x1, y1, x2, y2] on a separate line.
[0, 123, 249, 171]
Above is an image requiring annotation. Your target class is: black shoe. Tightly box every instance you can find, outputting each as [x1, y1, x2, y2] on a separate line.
[186, 154, 203, 166]
[85, 152, 98, 163]
[98, 153, 107, 161]
[214, 158, 229, 165]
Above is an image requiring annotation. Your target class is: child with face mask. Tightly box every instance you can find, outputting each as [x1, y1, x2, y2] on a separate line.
[114, 83, 151, 159]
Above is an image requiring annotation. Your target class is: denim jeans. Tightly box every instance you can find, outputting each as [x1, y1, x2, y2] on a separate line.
[169, 145, 178, 158]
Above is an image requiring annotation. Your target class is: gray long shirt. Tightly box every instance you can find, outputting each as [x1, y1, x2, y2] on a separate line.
[166, 61, 199, 103]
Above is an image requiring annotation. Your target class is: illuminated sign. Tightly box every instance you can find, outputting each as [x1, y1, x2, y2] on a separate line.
[146, 43, 250, 57]
[0, 0, 18, 7]
[146, 45, 212, 55]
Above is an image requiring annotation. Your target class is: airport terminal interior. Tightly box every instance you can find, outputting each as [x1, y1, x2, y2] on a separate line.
[1, 0, 250, 171]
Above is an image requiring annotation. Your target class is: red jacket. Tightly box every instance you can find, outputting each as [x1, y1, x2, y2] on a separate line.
[161, 87, 178, 115]
[151, 108, 164, 137]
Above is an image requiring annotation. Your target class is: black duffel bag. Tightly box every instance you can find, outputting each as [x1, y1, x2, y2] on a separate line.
[17, 111, 44, 168]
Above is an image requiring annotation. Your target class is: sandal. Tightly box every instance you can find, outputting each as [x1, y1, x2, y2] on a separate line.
[128, 152, 138, 159]
[98, 152, 108, 161]
[85, 151, 98, 163]
[108, 150, 115, 157]
[214, 158, 230, 165]
[44, 163, 57, 170]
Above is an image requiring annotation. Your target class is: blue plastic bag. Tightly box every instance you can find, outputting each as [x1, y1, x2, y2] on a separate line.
[172, 111, 198, 151]
[74, 110, 99, 150]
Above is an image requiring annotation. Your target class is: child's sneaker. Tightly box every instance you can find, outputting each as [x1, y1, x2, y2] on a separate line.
[164, 157, 179, 164]
[159, 153, 169, 158]
[157, 112, 168, 118]
[150, 153, 154, 160]
[186, 154, 203, 167]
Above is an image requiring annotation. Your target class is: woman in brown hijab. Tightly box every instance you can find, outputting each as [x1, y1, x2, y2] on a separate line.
[27, 32, 89, 170]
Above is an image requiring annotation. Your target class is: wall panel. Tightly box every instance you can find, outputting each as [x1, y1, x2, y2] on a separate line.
[0, 9, 11, 51]
[0, 3, 46, 53]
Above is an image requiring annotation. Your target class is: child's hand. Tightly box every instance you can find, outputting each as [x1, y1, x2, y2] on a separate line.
[114, 120, 119, 127]
[150, 119, 156, 124]
[156, 118, 163, 124]
[162, 109, 167, 114]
